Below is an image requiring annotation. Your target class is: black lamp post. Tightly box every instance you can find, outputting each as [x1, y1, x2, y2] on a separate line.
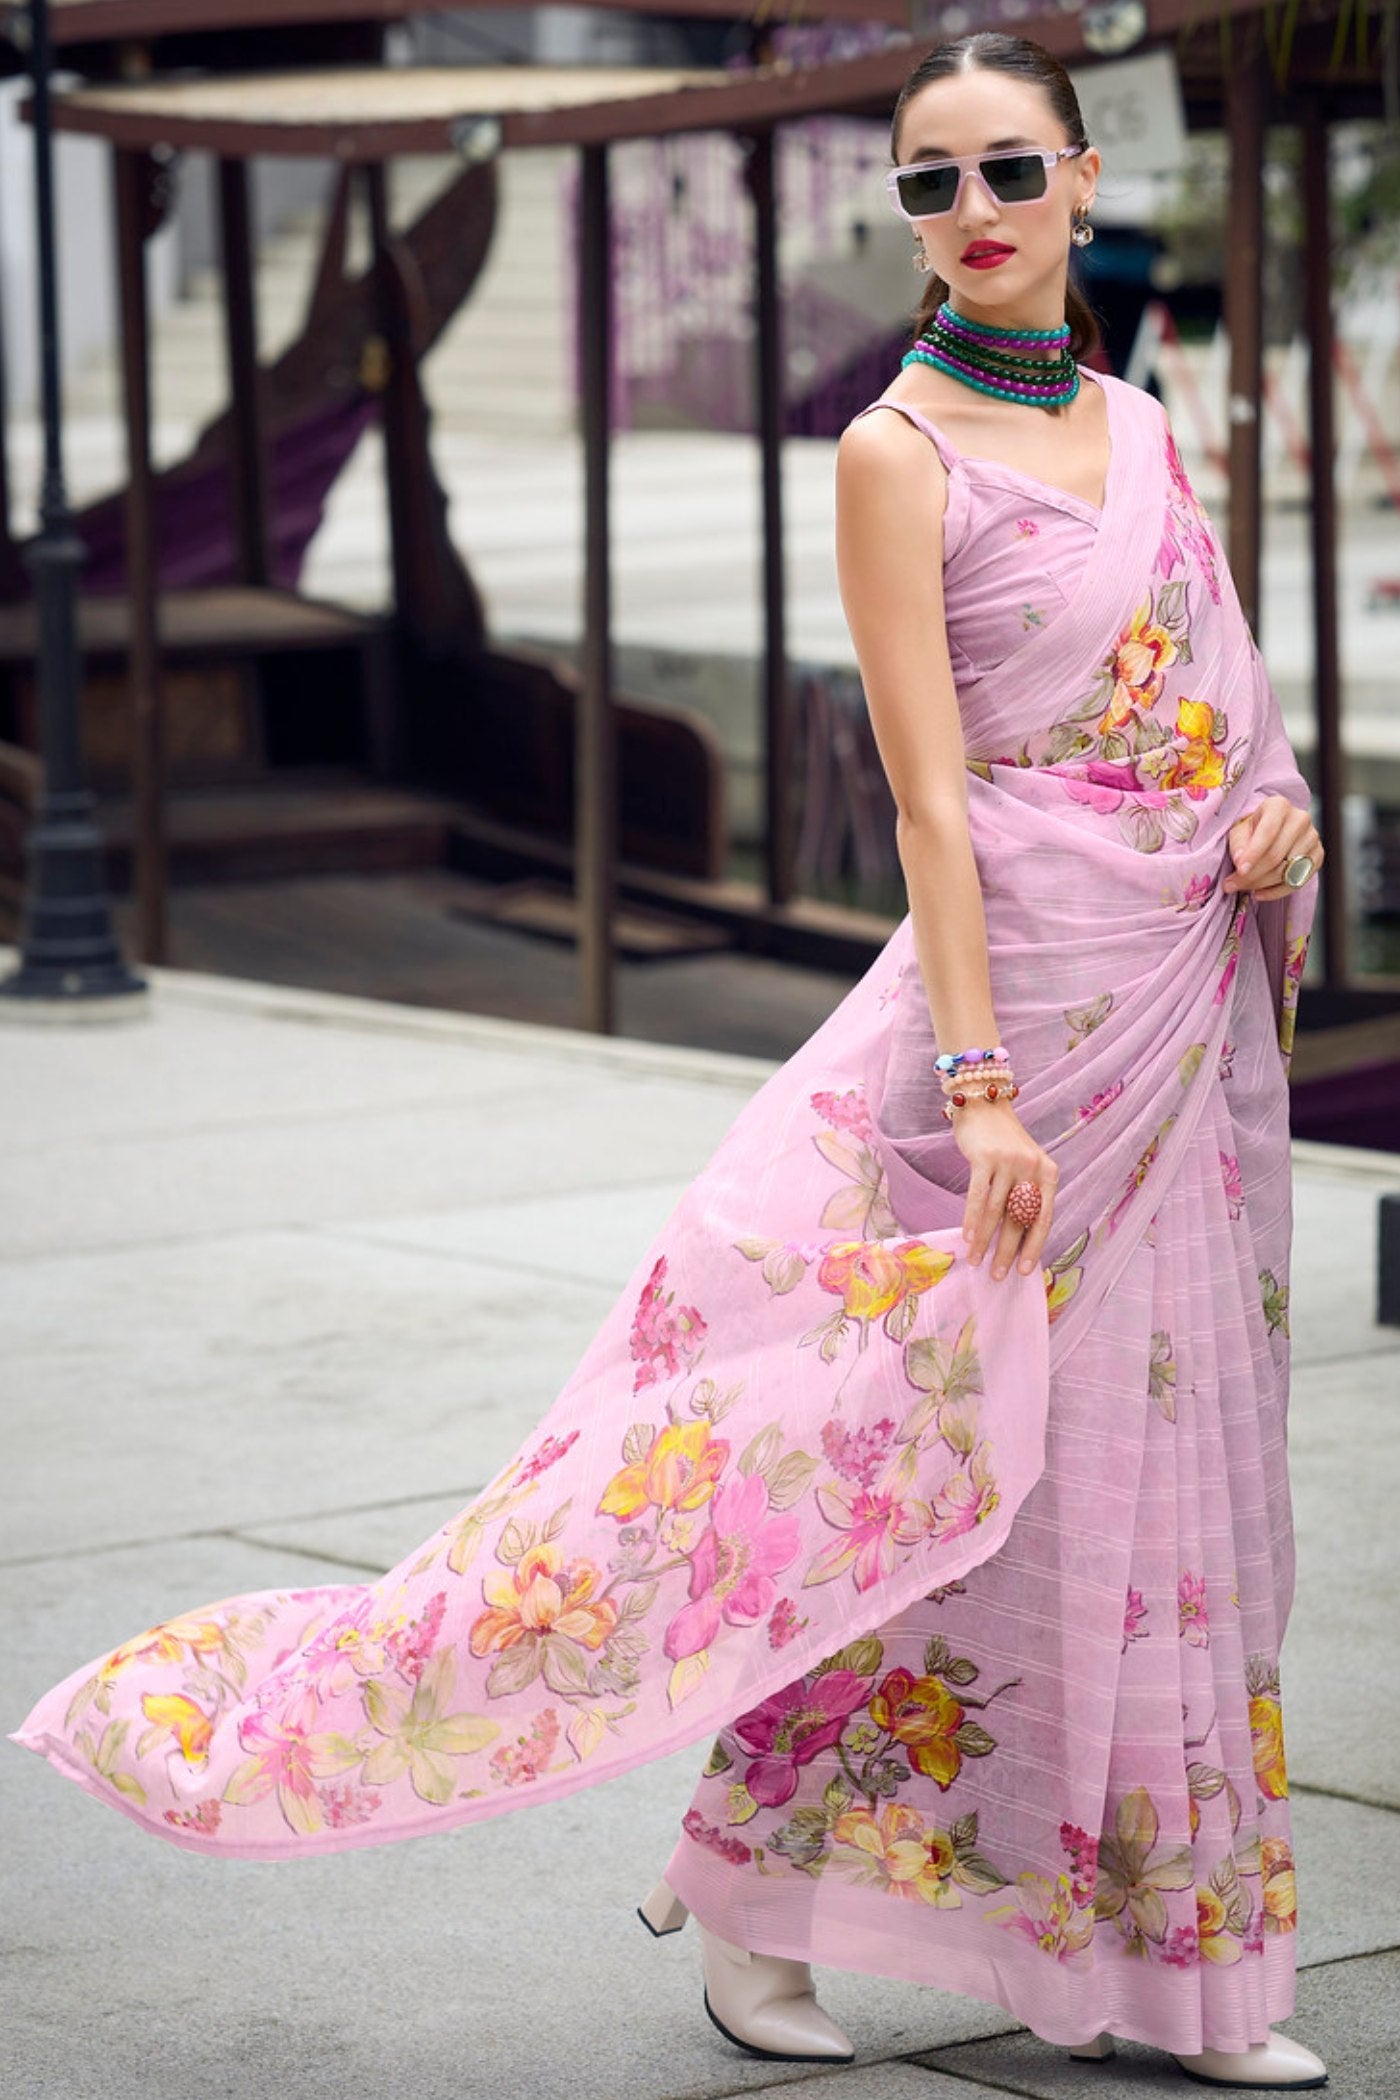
[0, 0, 144, 1015]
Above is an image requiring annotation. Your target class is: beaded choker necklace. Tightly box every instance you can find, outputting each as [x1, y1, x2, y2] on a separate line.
[902, 301, 1079, 409]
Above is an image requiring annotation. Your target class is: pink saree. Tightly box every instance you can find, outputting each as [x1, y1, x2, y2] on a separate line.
[12, 371, 1315, 2060]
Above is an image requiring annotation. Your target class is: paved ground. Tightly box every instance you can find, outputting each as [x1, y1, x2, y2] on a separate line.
[1, 955, 1398, 2100]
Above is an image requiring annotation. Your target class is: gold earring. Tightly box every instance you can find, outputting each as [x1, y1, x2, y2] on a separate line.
[913, 236, 932, 273]
[1071, 203, 1094, 248]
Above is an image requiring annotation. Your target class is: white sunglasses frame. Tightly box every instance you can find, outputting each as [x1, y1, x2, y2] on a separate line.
[884, 143, 1088, 223]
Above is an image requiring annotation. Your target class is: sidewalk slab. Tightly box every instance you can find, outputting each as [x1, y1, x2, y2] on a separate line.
[1284, 1347, 1400, 1810]
[912, 1947, 1395, 2098]
[2, 962, 1396, 2100]
[2, 1226, 615, 1561]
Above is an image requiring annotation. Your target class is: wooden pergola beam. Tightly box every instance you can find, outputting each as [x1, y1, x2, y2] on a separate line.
[24, 0, 905, 42]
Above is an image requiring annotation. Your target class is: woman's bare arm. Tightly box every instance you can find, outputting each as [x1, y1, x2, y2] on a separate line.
[834, 408, 1057, 1279]
[835, 409, 1001, 1056]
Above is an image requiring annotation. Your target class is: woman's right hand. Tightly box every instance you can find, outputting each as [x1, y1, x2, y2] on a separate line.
[951, 1099, 1058, 1282]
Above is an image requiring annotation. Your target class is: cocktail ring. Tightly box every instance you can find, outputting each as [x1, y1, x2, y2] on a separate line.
[1006, 1181, 1043, 1228]
[1283, 853, 1316, 888]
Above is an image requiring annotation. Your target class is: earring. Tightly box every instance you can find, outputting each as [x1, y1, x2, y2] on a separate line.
[1071, 203, 1094, 248]
[913, 236, 932, 273]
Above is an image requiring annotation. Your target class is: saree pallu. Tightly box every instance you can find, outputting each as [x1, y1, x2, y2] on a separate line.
[13, 373, 1315, 2058]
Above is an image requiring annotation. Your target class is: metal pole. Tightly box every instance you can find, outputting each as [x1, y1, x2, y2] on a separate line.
[217, 157, 270, 586]
[115, 146, 166, 964]
[748, 127, 792, 909]
[577, 141, 615, 1034]
[0, 0, 144, 1015]
[1223, 43, 1265, 638]
[1300, 96, 1348, 990]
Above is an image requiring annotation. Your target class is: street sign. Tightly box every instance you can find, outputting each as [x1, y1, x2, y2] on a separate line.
[1068, 49, 1187, 175]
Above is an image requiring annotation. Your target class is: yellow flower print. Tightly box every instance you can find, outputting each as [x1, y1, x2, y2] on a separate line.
[1160, 697, 1228, 799]
[829, 1803, 962, 1905]
[1249, 1693, 1289, 1800]
[1196, 1883, 1244, 1965]
[1261, 1837, 1298, 1933]
[597, 1420, 729, 1522]
[988, 1869, 1095, 1959]
[139, 1691, 215, 1766]
[1097, 598, 1179, 733]
[469, 1542, 619, 1660]
[816, 1239, 953, 1325]
[868, 1666, 966, 1789]
[98, 1616, 227, 1691]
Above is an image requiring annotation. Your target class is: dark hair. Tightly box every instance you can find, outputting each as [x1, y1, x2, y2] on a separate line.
[892, 32, 1103, 364]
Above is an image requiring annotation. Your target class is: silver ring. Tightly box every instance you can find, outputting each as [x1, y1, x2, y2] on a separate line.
[1283, 853, 1316, 889]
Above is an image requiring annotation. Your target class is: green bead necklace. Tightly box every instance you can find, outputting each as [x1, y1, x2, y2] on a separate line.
[902, 301, 1080, 408]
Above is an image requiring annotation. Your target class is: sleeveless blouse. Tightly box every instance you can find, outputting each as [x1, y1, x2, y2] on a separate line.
[854, 384, 1103, 685]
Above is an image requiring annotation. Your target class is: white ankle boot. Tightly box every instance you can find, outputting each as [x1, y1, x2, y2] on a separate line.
[1069, 2028, 1327, 2088]
[637, 1879, 855, 2064]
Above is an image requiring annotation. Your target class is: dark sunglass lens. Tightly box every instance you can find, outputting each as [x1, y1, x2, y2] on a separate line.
[985, 154, 1048, 202]
[897, 164, 959, 216]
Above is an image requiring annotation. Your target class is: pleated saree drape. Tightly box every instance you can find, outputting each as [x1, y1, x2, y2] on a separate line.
[14, 371, 1315, 2057]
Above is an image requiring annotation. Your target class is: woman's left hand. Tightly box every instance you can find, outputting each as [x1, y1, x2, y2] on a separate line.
[1221, 794, 1324, 901]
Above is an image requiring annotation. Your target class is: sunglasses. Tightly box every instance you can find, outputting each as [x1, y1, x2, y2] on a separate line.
[885, 143, 1087, 222]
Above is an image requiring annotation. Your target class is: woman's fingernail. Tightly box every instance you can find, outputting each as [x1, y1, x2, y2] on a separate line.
[1019, 1258, 1034, 1274]
[993, 1265, 1007, 1280]
[1238, 859, 1250, 871]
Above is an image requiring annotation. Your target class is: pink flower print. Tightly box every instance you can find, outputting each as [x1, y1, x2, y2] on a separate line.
[513, 1429, 579, 1486]
[1218, 1039, 1236, 1081]
[1178, 872, 1214, 913]
[384, 1591, 447, 1685]
[1123, 1586, 1149, 1651]
[163, 1799, 223, 1835]
[299, 1597, 388, 1698]
[1219, 1151, 1245, 1221]
[682, 1809, 752, 1866]
[806, 1470, 929, 1593]
[928, 1441, 999, 1544]
[820, 1414, 897, 1489]
[1161, 1924, 1201, 1969]
[988, 1869, 1095, 1958]
[810, 1087, 875, 1141]
[767, 1597, 808, 1650]
[1061, 758, 1171, 817]
[1014, 516, 1040, 538]
[224, 1689, 362, 1837]
[629, 1256, 707, 1394]
[489, 1707, 562, 1789]
[321, 1784, 382, 1829]
[1076, 1080, 1124, 1126]
[731, 1668, 873, 1809]
[1178, 1571, 1210, 1647]
[1059, 1822, 1099, 1909]
[1158, 432, 1222, 603]
[663, 1473, 802, 1661]
[1104, 1126, 1170, 1238]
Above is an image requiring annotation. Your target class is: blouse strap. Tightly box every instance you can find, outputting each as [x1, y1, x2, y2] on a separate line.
[851, 398, 962, 474]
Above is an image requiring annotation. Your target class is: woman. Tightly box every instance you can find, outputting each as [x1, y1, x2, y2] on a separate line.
[12, 31, 1326, 2094]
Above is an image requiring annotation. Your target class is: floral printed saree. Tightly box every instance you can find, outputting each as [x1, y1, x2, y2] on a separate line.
[12, 371, 1315, 2058]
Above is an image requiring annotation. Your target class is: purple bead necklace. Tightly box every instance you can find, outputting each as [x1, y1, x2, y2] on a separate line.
[902, 301, 1079, 408]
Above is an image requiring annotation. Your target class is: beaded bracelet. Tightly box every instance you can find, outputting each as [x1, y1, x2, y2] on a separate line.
[941, 1080, 1021, 1122]
[935, 1045, 1011, 1075]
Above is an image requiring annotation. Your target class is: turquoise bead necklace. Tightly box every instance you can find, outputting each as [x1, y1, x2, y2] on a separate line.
[902, 300, 1079, 408]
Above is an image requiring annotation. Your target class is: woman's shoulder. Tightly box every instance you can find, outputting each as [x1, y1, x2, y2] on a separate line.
[840, 395, 960, 478]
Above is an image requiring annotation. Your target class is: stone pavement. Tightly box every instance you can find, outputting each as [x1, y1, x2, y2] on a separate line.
[1, 956, 1397, 2100]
